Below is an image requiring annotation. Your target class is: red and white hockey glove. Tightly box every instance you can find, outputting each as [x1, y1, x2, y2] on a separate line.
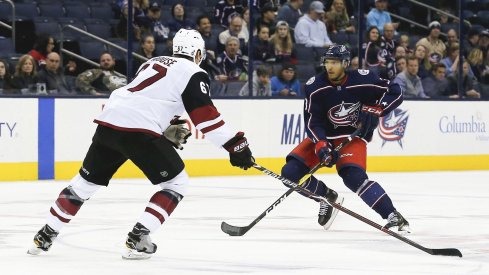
[223, 132, 254, 170]
[163, 117, 192, 150]
[315, 140, 338, 168]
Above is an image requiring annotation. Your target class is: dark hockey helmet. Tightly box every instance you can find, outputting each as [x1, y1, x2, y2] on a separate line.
[321, 45, 351, 67]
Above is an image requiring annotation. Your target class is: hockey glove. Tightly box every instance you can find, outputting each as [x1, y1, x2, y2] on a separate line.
[358, 105, 381, 142]
[315, 140, 338, 168]
[223, 132, 254, 170]
[163, 118, 192, 150]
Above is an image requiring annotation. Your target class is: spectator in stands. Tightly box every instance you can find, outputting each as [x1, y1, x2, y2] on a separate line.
[76, 52, 127, 96]
[446, 60, 481, 99]
[5, 55, 38, 94]
[216, 37, 248, 82]
[168, 3, 196, 32]
[363, 26, 383, 72]
[218, 16, 248, 55]
[241, 7, 250, 39]
[294, 1, 332, 48]
[381, 23, 398, 56]
[366, 0, 398, 34]
[28, 34, 55, 68]
[398, 34, 412, 55]
[349, 56, 359, 71]
[478, 48, 489, 98]
[0, 59, 12, 93]
[416, 21, 446, 57]
[445, 29, 458, 49]
[133, 34, 156, 73]
[37, 52, 73, 94]
[271, 63, 301, 97]
[325, 0, 355, 34]
[214, 0, 245, 27]
[239, 65, 271, 96]
[394, 45, 406, 59]
[413, 44, 431, 79]
[270, 21, 296, 64]
[464, 28, 480, 57]
[467, 48, 485, 82]
[256, 3, 278, 35]
[117, 3, 143, 41]
[478, 29, 489, 56]
[393, 55, 428, 98]
[144, 1, 170, 43]
[440, 43, 473, 77]
[197, 15, 218, 63]
[421, 63, 450, 97]
[395, 56, 406, 74]
[277, 0, 304, 28]
[253, 26, 275, 62]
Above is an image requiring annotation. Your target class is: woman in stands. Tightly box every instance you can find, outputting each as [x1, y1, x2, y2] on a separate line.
[324, 0, 355, 34]
[269, 21, 296, 64]
[133, 34, 156, 74]
[414, 44, 431, 79]
[363, 26, 383, 73]
[168, 3, 196, 32]
[0, 59, 12, 94]
[4, 55, 38, 94]
[28, 34, 55, 68]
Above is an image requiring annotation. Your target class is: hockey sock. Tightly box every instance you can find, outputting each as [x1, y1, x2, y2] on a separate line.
[47, 186, 85, 232]
[281, 158, 328, 201]
[138, 189, 183, 233]
[339, 166, 395, 219]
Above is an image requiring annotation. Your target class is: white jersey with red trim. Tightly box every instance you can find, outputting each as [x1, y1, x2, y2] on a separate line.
[95, 56, 234, 147]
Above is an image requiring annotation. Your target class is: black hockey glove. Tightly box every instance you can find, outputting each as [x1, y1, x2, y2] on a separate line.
[223, 132, 254, 170]
[315, 140, 338, 168]
[163, 118, 192, 150]
[357, 105, 381, 142]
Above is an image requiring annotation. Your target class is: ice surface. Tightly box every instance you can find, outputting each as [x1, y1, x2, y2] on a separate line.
[1, 171, 488, 275]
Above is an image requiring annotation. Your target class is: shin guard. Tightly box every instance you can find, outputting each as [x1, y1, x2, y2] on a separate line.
[339, 166, 395, 219]
[138, 190, 183, 233]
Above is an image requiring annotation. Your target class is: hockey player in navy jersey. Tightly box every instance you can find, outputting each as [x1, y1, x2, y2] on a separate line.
[28, 29, 255, 259]
[280, 44, 410, 232]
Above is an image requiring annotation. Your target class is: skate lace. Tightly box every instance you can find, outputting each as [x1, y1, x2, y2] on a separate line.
[387, 212, 400, 225]
[319, 201, 329, 215]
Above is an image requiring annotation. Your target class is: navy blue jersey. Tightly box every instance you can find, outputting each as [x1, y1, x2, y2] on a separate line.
[304, 69, 403, 142]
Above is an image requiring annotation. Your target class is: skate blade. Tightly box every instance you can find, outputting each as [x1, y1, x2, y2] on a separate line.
[122, 248, 153, 260]
[323, 196, 345, 230]
[27, 245, 43, 255]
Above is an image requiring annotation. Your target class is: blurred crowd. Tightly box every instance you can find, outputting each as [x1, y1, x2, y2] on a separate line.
[0, 0, 488, 99]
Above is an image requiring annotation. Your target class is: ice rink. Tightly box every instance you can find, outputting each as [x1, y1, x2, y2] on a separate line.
[1, 170, 488, 275]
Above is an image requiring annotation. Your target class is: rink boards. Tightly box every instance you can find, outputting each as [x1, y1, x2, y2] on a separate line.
[0, 98, 488, 181]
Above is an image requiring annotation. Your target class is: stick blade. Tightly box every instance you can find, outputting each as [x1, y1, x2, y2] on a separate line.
[430, 248, 463, 257]
[221, 221, 249, 236]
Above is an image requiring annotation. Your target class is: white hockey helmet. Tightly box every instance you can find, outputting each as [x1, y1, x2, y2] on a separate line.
[172, 29, 206, 65]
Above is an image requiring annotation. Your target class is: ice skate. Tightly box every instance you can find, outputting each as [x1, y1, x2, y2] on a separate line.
[318, 189, 344, 230]
[122, 223, 157, 260]
[27, 224, 59, 255]
[384, 210, 411, 233]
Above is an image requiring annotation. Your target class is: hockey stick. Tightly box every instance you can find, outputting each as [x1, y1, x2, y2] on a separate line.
[221, 129, 361, 237]
[250, 164, 463, 257]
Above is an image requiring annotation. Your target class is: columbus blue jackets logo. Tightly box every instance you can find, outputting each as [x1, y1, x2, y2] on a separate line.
[328, 101, 361, 128]
[378, 108, 409, 148]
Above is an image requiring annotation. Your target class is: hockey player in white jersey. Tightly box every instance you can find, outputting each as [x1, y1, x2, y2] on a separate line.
[28, 29, 255, 259]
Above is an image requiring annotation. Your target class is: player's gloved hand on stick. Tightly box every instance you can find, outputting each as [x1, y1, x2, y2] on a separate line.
[223, 132, 254, 170]
[358, 105, 381, 142]
[163, 117, 192, 150]
[315, 140, 338, 168]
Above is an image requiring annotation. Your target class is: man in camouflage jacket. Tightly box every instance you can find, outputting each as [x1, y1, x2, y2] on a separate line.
[76, 52, 127, 95]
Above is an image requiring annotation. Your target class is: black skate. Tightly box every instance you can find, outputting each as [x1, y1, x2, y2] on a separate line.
[384, 210, 411, 233]
[318, 189, 344, 230]
[122, 223, 157, 260]
[27, 224, 59, 255]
